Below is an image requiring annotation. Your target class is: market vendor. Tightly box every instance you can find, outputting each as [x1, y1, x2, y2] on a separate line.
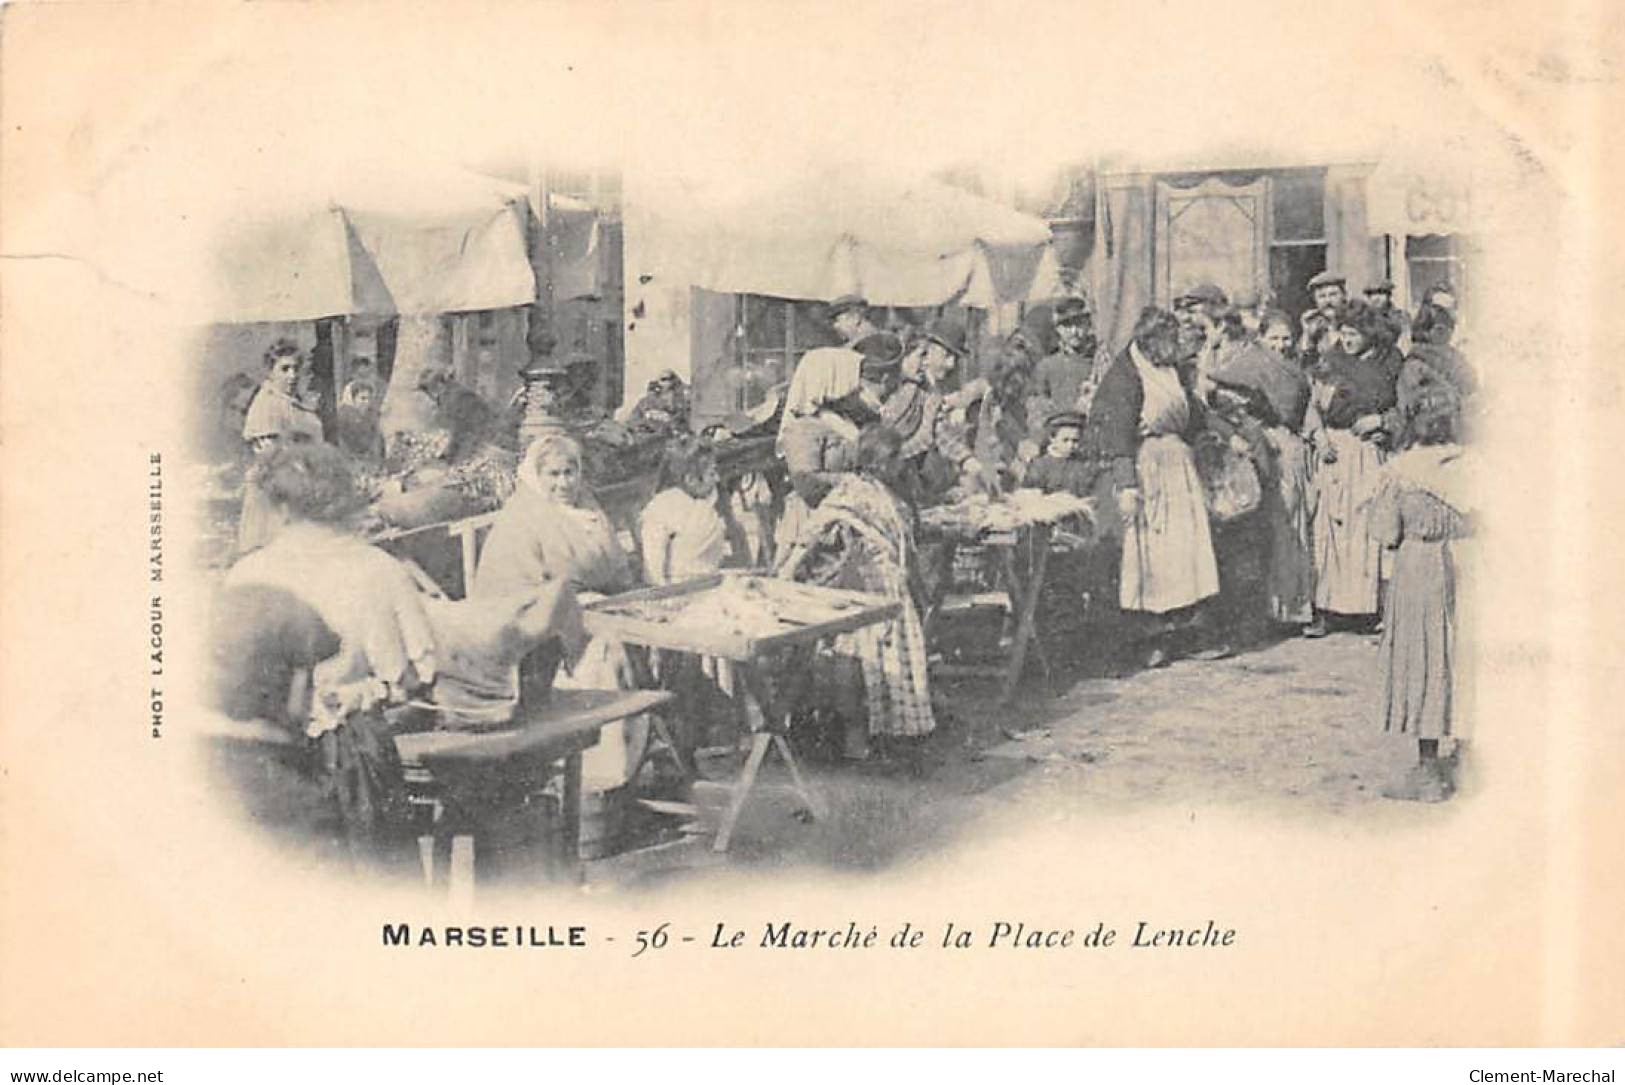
[1022, 410, 1099, 498]
[336, 377, 385, 462]
[214, 441, 585, 862]
[640, 437, 731, 585]
[970, 332, 1042, 493]
[855, 332, 905, 413]
[1298, 270, 1350, 368]
[1083, 306, 1221, 668]
[472, 434, 650, 816]
[237, 339, 326, 554]
[1387, 303, 1477, 450]
[774, 345, 871, 552]
[1364, 279, 1411, 353]
[777, 424, 936, 763]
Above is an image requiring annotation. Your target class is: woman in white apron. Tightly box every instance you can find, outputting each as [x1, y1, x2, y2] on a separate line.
[1084, 307, 1220, 667]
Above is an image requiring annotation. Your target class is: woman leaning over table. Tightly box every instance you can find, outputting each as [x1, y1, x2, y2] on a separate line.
[774, 345, 872, 554]
[777, 424, 936, 764]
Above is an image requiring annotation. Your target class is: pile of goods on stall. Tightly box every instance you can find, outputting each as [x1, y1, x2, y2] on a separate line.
[920, 490, 1097, 538]
[576, 418, 673, 487]
[590, 574, 876, 644]
[364, 432, 521, 534]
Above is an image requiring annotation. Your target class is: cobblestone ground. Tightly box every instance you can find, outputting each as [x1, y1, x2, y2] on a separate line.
[586, 628, 1439, 888]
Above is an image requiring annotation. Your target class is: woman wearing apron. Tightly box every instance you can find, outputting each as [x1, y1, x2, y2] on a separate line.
[1084, 306, 1220, 668]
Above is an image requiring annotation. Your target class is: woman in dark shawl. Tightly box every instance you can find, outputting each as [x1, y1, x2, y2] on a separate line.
[1303, 301, 1401, 634]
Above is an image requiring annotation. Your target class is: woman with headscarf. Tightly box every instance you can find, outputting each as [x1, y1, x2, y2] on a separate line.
[778, 425, 936, 761]
[473, 434, 646, 800]
[237, 339, 326, 554]
[1367, 396, 1475, 801]
[1207, 329, 1315, 630]
[1083, 306, 1220, 666]
[1387, 303, 1478, 450]
[774, 345, 871, 553]
[335, 377, 385, 462]
[1303, 301, 1401, 635]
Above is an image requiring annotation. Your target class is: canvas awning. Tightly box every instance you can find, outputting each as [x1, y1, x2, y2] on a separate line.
[626, 166, 1055, 309]
[204, 168, 538, 323]
[72, 153, 542, 325]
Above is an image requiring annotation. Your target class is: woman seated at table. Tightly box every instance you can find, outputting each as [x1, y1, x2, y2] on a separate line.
[214, 442, 583, 861]
[777, 424, 936, 763]
[472, 434, 649, 803]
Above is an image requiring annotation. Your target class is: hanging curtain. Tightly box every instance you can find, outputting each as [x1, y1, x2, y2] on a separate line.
[1088, 176, 1156, 355]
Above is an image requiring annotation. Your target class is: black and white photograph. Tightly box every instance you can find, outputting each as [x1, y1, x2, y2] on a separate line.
[191, 155, 1483, 888]
[1, 0, 1619, 1054]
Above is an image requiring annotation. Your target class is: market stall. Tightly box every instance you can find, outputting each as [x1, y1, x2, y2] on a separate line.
[582, 572, 900, 852]
[920, 490, 1098, 708]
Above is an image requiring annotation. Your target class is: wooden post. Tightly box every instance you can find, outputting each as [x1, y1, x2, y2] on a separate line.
[526, 161, 556, 371]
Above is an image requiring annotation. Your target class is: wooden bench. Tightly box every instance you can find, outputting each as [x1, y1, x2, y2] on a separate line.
[396, 688, 673, 900]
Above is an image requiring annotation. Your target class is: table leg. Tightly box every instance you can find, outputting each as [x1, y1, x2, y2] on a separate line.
[711, 660, 826, 851]
[770, 733, 824, 820]
[1000, 525, 1054, 705]
[448, 836, 475, 908]
[416, 835, 437, 886]
[561, 750, 583, 880]
[714, 732, 771, 853]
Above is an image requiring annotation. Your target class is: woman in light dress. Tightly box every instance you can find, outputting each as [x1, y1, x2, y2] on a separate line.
[237, 338, 325, 554]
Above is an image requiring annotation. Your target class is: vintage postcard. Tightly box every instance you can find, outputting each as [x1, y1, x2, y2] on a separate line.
[1, 0, 1620, 1048]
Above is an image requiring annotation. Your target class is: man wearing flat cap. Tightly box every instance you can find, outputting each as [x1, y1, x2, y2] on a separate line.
[879, 318, 985, 502]
[1363, 279, 1411, 352]
[1172, 282, 1233, 382]
[1300, 270, 1349, 366]
[854, 331, 904, 414]
[828, 294, 879, 346]
[1035, 295, 1109, 425]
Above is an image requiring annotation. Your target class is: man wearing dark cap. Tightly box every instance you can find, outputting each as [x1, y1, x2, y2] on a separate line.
[1172, 283, 1232, 380]
[1035, 295, 1107, 424]
[1175, 281, 1229, 313]
[1363, 279, 1410, 350]
[1299, 270, 1349, 365]
[878, 319, 985, 501]
[854, 331, 904, 414]
[828, 294, 879, 346]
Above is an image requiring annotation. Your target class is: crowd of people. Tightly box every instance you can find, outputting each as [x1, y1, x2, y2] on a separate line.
[760, 275, 1478, 802]
[206, 268, 1479, 870]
